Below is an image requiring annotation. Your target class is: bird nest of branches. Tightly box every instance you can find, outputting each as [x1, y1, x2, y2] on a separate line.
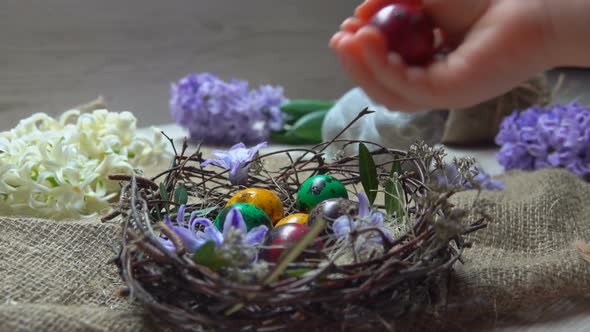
[107, 111, 490, 331]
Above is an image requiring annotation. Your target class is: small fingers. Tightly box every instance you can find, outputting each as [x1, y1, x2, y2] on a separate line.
[330, 17, 365, 49]
[337, 35, 419, 111]
[340, 17, 363, 33]
[356, 27, 433, 111]
[329, 31, 348, 49]
[355, 0, 391, 24]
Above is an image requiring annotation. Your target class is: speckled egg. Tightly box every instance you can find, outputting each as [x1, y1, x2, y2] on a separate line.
[260, 223, 322, 263]
[296, 174, 348, 213]
[214, 202, 272, 231]
[226, 188, 284, 224]
[275, 213, 309, 227]
[307, 198, 360, 230]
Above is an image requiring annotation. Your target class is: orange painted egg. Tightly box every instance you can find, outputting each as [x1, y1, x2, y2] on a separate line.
[226, 188, 284, 224]
[275, 213, 309, 227]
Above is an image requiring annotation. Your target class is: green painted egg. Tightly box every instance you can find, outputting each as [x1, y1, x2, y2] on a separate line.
[214, 202, 272, 231]
[296, 174, 348, 213]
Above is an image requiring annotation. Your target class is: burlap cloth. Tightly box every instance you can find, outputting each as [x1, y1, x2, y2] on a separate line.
[2, 163, 590, 331]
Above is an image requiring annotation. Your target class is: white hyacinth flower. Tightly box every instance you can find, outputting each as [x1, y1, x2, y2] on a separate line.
[0, 109, 170, 220]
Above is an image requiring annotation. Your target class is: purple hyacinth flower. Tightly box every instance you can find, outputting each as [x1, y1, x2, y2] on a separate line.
[201, 141, 267, 185]
[169, 73, 287, 146]
[495, 102, 590, 181]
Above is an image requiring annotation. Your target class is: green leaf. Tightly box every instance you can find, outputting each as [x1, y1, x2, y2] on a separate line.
[192, 206, 217, 217]
[159, 182, 170, 214]
[283, 268, 314, 278]
[384, 161, 406, 218]
[280, 99, 335, 124]
[192, 241, 229, 270]
[358, 143, 378, 205]
[288, 109, 328, 143]
[173, 184, 188, 206]
[270, 129, 322, 145]
[270, 130, 313, 145]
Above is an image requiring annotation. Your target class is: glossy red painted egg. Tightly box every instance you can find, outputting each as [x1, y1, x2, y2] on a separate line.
[260, 223, 322, 263]
[371, 4, 436, 65]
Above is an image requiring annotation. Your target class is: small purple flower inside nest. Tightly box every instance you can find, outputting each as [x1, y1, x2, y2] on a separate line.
[332, 193, 392, 252]
[201, 141, 267, 185]
[159, 204, 269, 258]
[169, 73, 287, 146]
[436, 163, 504, 191]
[496, 103, 590, 181]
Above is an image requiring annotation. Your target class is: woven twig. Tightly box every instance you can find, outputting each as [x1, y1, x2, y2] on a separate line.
[111, 113, 489, 331]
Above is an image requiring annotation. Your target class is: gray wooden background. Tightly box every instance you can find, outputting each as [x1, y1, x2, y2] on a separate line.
[0, 0, 359, 130]
[2, 0, 589, 132]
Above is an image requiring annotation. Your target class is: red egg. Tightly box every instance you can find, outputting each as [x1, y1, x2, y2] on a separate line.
[356, 0, 422, 24]
[260, 223, 322, 263]
[371, 4, 436, 65]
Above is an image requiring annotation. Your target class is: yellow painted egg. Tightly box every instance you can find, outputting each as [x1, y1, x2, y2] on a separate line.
[226, 188, 284, 224]
[275, 213, 309, 227]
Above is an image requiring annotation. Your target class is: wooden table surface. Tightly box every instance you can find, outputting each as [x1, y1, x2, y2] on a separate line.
[1, 1, 589, 330]
[0, 0, 358, 131]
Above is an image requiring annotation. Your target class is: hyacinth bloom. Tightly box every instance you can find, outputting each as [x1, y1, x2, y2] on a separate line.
[200, 142, 267, 185]
[169, 73, 287, 146]
[496, 103, 590, 181]
[159, 205, 269, 259]
[332, 193, 392, 252]
[0, 110, 169, 220]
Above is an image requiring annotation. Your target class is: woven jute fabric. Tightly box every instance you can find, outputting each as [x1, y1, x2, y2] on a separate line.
[1, 167, 589, 331]
[447, 168, 590, 327]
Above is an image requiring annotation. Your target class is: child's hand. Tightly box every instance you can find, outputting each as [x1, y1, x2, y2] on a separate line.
[330, 0, 553, 111]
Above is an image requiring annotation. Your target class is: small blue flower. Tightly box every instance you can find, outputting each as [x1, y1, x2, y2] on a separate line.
[159, 204, 211, 253]
[436, 163, 504, 191]
[201, 141, 267, 185]
[471, 172, 505, 191]
[158, 205, 269, 259]
[202, 207, 268, 248]
[332, 193, 392, 252]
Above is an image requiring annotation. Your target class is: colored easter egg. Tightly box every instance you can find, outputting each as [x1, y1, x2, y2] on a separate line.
[275, 213, 309, 227]
[296, 174, 348, 213]
[307, 198, 360, 231]
[260, 223, 322, 263]
[371, 4, 437, 65]
[214, 202, 272, 231]
[226, 188, 284, 224]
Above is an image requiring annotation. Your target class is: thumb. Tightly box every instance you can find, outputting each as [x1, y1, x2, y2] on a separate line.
[423, 0, 490, 43]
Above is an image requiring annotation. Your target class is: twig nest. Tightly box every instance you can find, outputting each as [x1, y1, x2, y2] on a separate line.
[111, 133, 492, 331]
